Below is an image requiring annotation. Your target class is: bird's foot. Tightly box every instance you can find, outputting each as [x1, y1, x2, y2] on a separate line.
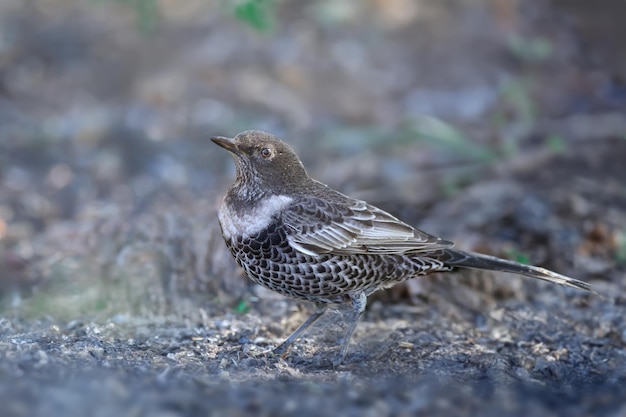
[272, 344, 291, 358]
[330, 353, 345, 368]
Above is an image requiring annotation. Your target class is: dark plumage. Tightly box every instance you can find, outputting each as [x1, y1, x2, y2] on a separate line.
[212, 130, 591, 365]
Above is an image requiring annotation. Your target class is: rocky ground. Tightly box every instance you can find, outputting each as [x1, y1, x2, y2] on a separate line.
[0, 1, 625, 416]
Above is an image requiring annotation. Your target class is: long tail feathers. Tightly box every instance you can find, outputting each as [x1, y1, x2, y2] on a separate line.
[441, 249, 592, 292]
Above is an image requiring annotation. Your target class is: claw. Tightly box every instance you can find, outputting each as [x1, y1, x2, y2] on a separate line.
[272, 345, 290, 358]
[331, 354, 345, 367]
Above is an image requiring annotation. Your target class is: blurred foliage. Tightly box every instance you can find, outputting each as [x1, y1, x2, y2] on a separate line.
[233, 298, 251, 314]
[544, 134, 567, 153]
[317, 117, 498, 198]
[503, 248, 531, 265]
[616, 231, 626, 265]
[491, 77, 537, 156]
[439, 176, 465, 198]
[408, 115, 496, 163]
[231, 0, 276, 31]
[9, 265, 124, 321]
[133, 0, 159, 33]
[94, 0, 159, 33]
[507, 36, 553, 63]
[501, 78, 536, 127]
[92, 0, 276, 32]
[318, 125, 396, 152]
[319, 117, 496, 164]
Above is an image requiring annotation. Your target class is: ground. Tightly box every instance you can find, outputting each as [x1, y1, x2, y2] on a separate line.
[0, 1, 625, 416]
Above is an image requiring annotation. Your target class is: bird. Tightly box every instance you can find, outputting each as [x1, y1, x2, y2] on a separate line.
[211, 130, 592, 366]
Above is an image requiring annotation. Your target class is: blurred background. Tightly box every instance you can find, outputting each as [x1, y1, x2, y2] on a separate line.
[0, 0, 625, 320]
[1, 1, 626, 416]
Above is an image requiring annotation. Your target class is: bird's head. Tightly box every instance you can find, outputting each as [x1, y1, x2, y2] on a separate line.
[212, 130, 310, 199]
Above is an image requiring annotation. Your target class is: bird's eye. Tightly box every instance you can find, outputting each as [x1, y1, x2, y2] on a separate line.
[260, 147, 273, 158]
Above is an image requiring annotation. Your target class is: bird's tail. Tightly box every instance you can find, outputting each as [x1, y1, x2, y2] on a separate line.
[439, 249, 592, 292]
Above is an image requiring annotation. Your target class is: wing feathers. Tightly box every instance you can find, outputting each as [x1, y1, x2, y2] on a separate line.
[282, 196, 453, 257]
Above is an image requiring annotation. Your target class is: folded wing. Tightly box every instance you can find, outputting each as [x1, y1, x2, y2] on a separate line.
[281, 196, 453, 257]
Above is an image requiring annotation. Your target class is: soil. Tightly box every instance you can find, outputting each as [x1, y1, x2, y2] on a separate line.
[1, 1, 625, 416]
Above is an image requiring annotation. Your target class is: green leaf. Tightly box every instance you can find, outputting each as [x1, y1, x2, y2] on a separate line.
[504, 248, 531, 265]
[232, 0, 275, 32]
[233, 299, 250, 314]
[544, 134, 567, 153]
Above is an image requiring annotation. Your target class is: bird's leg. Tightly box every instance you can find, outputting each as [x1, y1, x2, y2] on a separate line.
[333, 292, 367, 366]
[273, 303, 329, 355]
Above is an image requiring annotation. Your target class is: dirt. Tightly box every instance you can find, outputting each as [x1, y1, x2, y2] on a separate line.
[1, 1, 625, 416]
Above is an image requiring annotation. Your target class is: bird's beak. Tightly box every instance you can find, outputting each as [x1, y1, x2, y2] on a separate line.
[211, 136, 240, 155]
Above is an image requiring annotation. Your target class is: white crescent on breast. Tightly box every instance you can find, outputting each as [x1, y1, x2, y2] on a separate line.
[218, 195, 294, 240]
